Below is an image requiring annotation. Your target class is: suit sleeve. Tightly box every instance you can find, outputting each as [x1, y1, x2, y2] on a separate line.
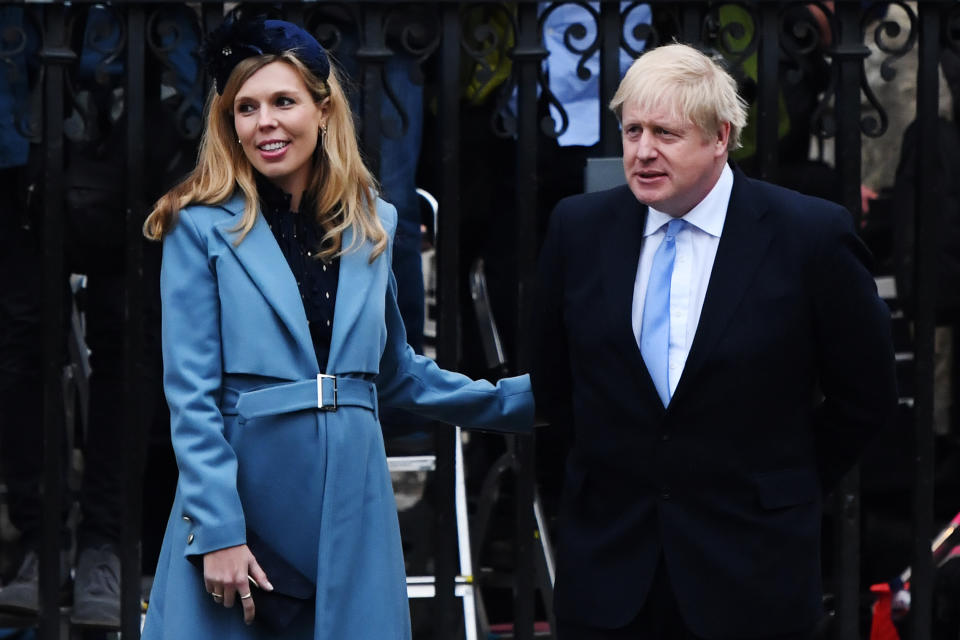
[161, 209, 246, 557]
[531, 204, 574, 438]
[811, 206, 898, 490]
[374, 220, 534, 433]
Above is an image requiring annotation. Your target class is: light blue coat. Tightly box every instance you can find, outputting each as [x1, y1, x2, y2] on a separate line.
[143, 193, 534, 640]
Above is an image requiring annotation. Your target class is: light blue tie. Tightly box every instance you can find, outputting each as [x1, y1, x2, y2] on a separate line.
[641, 218, 685, 407]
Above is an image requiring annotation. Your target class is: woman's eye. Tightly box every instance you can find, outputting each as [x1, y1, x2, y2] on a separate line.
[236, 103, 255, 114]
[276, 96, 295, 107]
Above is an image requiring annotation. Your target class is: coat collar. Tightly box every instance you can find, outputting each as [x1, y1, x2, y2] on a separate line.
[601, 186, 665, 411]
[212, 192, 378, 376]
[669, 164, 774, 408]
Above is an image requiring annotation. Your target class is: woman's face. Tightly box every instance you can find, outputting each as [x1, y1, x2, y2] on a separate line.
[233, 60, 329, 202]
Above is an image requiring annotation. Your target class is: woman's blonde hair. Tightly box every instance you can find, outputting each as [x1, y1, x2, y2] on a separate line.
[609, 43, 748, 150]
[144, 52, 387, 262]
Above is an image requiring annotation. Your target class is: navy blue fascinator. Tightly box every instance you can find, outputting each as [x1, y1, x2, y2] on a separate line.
[201, 16, 330, 95]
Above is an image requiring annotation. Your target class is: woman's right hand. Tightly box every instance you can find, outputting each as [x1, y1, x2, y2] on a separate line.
[203, 544, 273, 625]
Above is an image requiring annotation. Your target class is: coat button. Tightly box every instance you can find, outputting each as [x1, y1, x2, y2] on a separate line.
[187, 533, 195, 545]
[660, 432, 670, 442]
[182, 515, 191, 522]
[660, 488, 671, 500]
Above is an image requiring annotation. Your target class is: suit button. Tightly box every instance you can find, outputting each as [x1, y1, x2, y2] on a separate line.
[660, 488, 671, 500]
[187, 533, 195, 545]
[660, 432, 670, 442]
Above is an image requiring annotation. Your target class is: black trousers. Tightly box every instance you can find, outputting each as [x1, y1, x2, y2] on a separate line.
[0, 211, 165, 550]
[555, 557, 815, 640]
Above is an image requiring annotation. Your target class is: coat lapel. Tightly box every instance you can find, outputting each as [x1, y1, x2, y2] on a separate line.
[670, 167, 773, 407]
[213, 194, 319, 374]
[603, 187, 664, 408]
[326, 224, 376, 373]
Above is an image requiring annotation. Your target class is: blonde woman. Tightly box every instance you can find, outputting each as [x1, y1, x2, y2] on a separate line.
[142, 16, 533, 640]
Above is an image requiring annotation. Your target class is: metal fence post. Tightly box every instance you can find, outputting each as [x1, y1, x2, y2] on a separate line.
[909, 3, 944, 638]
[38, 5, 73, 638]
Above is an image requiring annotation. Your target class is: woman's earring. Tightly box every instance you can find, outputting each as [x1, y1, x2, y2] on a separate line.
[320, 124, 328, 151]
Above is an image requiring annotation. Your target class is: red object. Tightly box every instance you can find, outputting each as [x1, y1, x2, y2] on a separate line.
[869, 583, 900, 640]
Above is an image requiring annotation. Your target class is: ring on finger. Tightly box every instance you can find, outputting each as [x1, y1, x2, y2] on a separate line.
[211, 593, 224, 601]
[239, 592, 253, 600]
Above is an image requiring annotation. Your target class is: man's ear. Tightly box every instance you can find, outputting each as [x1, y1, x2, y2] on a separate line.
[715, 121, 732, 155]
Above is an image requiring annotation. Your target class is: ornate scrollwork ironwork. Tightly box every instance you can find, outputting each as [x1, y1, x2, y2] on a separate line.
[305, 3, 359, 56]
[779, 1, 833, 85]
[621, 1, 657, 57]
[858, 1, 917, 138]
[381, 4, 441, 138]
[146, 6, 204, 140]
[461, 2, 518, 138]
[83, 4, 127, 88]
[536, 1, 601, 140]
[1, 6, 43, 142]
[703, 2, 759, 67]
[702, 2, 760, 110]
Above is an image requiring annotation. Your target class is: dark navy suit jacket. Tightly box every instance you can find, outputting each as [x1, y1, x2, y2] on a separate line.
[532, 167, 897, 637]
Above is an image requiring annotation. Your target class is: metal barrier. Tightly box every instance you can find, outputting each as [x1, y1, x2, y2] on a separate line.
[0, 1, 952, 638]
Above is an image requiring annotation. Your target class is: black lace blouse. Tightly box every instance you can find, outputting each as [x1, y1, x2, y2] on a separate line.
[257, 177, 340, 372]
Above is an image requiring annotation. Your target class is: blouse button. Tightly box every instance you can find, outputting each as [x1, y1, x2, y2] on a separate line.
[322, 265, 327, 272]
[325, 292, 330, 299]
[326, 320, 331, 327]
[307, 251, 312, 257]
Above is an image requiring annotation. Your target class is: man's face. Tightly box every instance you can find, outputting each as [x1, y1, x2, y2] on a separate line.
[621, 101, 730, 217]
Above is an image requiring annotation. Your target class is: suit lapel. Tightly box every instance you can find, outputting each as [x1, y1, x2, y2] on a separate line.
[214, 195, 319, 373]
[602, 187, 664, 407]
[670, 168, 773, 407]
[326, 224, 375, 373]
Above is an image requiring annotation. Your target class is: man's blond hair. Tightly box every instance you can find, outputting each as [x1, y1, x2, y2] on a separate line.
[610, 43, 748, 150]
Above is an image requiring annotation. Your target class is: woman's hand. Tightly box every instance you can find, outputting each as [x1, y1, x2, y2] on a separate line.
[203, 544, 273, 625]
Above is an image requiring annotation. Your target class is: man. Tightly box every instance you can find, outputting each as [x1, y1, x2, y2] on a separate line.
[532, 43, 897, 639]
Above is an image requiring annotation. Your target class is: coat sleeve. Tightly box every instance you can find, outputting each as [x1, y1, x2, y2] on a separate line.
[374, 225, 534, 433]
[531, 202, 575, 439]
[161, 208, 246, 557]
[811, 205, 898, 490]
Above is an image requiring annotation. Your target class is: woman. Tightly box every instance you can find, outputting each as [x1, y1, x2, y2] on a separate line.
[141, 16, 533, 640]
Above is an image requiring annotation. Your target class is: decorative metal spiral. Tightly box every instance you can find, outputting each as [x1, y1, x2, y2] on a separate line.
[779, 1, 833, 86]
[859, 1, 917, 138]
[146, 6, 204, 140]
[621, 1, 657, 57]
[862, 1, 917, 82]
[536, 1, 601, 140]
[460, 2, 518, 138]
[1, 6, 43, 141]
[381, 4, 441, 138]
[305, 4, 358, 55]
[703, 2, 760, 68]
[84, 4, 127, 88]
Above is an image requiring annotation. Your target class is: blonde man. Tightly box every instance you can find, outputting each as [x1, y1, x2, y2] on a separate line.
[533, 43, 896, 639]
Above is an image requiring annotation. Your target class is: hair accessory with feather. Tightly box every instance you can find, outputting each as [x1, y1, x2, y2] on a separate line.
[201, 15, 330, 95]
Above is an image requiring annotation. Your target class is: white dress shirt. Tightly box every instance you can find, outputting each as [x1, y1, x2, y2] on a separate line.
[632, 163, 733, 395]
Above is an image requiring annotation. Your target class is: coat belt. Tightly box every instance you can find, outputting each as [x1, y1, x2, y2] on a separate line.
[222, 375, 377, 420]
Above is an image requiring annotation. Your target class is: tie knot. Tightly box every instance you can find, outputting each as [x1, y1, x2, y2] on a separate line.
[664, 218, 686, 240]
